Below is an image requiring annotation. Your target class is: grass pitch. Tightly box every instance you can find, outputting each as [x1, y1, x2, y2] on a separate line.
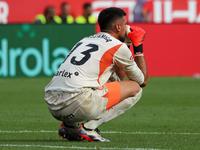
[0, 77, 199, 150]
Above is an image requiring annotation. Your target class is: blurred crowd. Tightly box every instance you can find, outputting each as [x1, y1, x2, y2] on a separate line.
[33, 2, 97, 24]
[33, 0, 153, 24]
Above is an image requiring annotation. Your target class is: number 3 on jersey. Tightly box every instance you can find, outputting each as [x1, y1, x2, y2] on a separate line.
[62, 42, 99, 66]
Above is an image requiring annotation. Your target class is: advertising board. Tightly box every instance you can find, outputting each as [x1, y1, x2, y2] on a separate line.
[0, 24, 95, 77]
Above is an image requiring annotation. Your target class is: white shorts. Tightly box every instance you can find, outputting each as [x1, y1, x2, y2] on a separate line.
[45, 82, 121, 123]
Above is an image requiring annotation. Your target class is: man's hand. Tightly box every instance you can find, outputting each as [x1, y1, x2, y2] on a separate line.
[126, 25, 146, 56]
[126, 25, 145, 47]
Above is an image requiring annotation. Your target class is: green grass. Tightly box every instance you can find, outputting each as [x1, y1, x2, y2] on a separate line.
[0, 77, 200, 150]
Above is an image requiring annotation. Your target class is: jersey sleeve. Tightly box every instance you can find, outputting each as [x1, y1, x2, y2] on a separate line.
[113, 44, 144, 85]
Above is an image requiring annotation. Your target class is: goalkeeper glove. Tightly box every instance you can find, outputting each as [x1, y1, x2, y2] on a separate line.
[126, 25, 146, 56]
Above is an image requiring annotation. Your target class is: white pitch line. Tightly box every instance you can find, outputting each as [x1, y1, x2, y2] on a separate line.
[101, 131, 200, 135]
[0, 130, 199, 135]
[0, 144, 171, 150]
[0, 130, 56, 133]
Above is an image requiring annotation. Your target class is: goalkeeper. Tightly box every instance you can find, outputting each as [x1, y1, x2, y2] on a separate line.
[44, 7, 148, 142]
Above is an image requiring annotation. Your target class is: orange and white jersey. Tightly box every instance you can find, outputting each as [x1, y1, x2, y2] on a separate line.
[45, 32, 144, 93]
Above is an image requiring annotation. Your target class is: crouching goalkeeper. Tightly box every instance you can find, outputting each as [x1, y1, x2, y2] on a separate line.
[44, 7, 148, 142]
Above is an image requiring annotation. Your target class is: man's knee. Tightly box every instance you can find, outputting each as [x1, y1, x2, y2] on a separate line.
[120, 88, 143, 110]
[130, 81, 141, 97]
[118, 80, 142, 101]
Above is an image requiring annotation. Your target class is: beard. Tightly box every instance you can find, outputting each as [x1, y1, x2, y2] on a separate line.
[119, 35, 125, 42]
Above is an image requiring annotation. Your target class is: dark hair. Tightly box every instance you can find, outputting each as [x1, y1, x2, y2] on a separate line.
[44, 6, 55, 16]
[61, 2, 68, 8]
[83, 3, 91, 10]
[98, 7, 126, 31]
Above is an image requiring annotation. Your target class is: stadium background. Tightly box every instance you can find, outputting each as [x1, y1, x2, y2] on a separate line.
[1, 0, 200, 77]
[1, 1, 199, 149]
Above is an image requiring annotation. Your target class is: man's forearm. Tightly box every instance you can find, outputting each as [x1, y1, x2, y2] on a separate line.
[134, 56, 148, 87]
